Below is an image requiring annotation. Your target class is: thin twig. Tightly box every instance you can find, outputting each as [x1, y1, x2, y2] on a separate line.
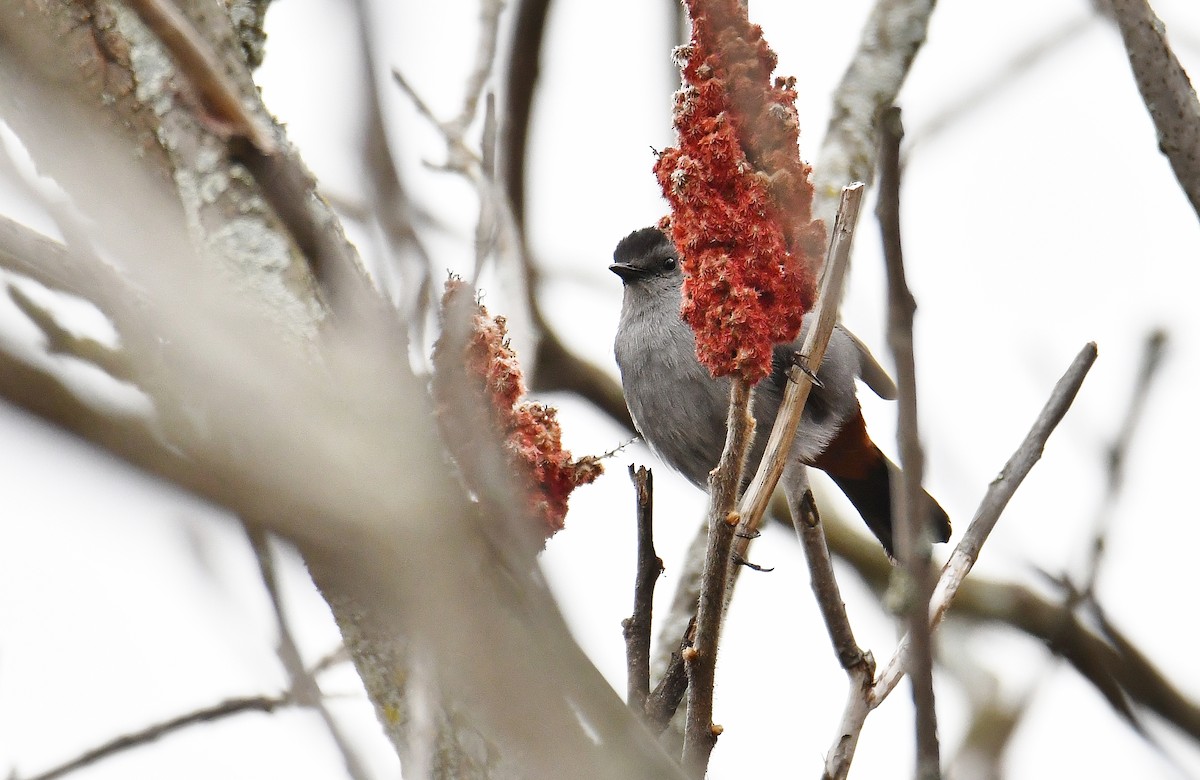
[350, 0, 435, 324]
[1109, 0, 1200, 222]
[793, 489, 872, 672]
[389, 0, 503, 180]
[815, 483, 1200, 744]
[245, 527, 373, 780]
[683, 378, 755, 777]
[18, 695, 292, 780]
[788, 488, 874, 780]
[820, 343, 1098, 779]
[16, 632, 352, 780]
[802, 496, 1200, 756]
[0, 123, 167, 385]
[877, 106, 940, 779]
[390, 0, 534, 356]
[1080, 328, 1167, 594]
[450, 0, 505, 139]
[122, 0, 275, 152]
[623, 465, 663, 713]
[498, 0, 552, 230]
[871, 342, 1100, 705]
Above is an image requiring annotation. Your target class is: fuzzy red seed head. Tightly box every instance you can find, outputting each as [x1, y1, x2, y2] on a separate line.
[435, 279, 602, 541]
[653, 0, 826, 384]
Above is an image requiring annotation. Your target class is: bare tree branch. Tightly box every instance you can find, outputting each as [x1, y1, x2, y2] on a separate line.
[349, 0, 436, 329]
[683, 182, 861, 775]
[872, 343, 1099, 705]
[245, 528, 373, 780]
[390, 0, 536, 362]
[788, 488, 875, 780]
[645, 618, 695, 734]
[1109, 0, 1200, 221]
[797, 490, 1200, 747]
[16, 695, 294, 780]
[121, 0, 275, 151]
[877, 106, 940, 779]
[0, 213, 89, 300]
[821, 343, 1097, 779]
[5, 282, 132, 382]
[812, 0, 937, 227]
[652, 519, 708, 684]
[498, 0, 551, 232]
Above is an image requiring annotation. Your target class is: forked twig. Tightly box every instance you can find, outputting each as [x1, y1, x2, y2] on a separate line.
[821, 342, 1098, 779]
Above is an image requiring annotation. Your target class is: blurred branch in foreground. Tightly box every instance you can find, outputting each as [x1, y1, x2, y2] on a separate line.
[0, 5, 686, 778]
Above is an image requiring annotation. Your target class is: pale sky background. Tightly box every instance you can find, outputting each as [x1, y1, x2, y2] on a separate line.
[2, 1, 1200, 778]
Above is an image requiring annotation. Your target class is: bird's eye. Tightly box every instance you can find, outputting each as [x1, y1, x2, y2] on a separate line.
[662, 256, 677, 271]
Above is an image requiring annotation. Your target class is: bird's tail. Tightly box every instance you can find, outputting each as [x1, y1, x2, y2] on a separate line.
[827, 455, 950, 557]
[812, 411, 951, 557]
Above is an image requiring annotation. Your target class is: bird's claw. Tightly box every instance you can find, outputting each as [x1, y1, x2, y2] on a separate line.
[789, 351, 824, 388]
[732, 553, 774, 573]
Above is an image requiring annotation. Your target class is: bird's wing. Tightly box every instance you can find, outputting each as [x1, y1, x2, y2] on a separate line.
[839, 326, 898, 400]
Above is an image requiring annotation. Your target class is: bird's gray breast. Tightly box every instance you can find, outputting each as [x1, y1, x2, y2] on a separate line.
[614, 289, 729, 488]
[614, 287, 866, 490]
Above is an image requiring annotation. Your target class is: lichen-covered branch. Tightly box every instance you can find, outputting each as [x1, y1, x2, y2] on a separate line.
[813, 0, 937, 226]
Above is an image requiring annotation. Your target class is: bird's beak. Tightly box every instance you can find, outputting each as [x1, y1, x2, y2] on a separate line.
[609, 262, 644, 283]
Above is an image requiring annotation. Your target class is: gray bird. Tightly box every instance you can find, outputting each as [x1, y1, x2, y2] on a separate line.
[611, 226, 950, 555]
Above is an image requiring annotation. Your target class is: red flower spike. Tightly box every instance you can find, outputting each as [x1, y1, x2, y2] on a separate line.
[435, 280, 602, 542]
[653, 0, 826, 384]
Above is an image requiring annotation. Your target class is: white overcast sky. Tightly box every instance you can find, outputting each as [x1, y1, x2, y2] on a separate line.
[2, 1, 1200, 778]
